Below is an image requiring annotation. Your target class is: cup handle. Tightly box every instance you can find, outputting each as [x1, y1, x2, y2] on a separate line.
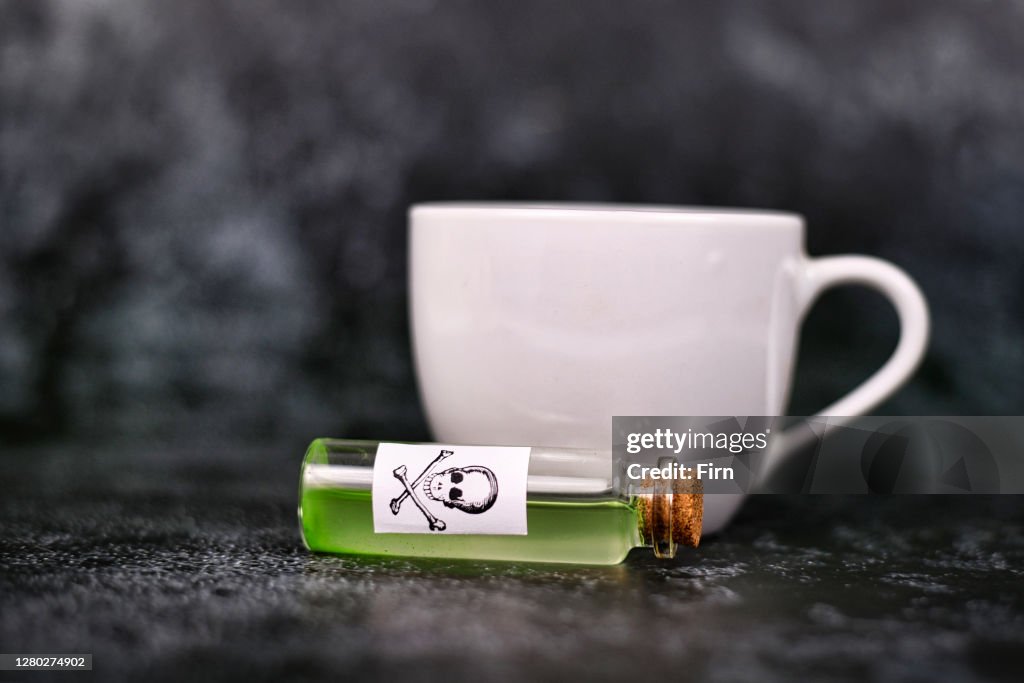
[798, 255, 930, 416]
[761, 255, 930, 478]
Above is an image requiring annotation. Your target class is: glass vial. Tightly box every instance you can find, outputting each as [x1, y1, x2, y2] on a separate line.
[299, 438, 702, 565]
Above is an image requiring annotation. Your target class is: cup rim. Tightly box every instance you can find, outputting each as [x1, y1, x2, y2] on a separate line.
[410, 201, 803, 226]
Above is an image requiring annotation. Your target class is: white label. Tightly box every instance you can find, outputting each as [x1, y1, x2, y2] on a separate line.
[371, 443, 530, 535]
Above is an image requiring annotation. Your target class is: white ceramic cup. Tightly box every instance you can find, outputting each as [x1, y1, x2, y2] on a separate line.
[410, 203, 930, 533]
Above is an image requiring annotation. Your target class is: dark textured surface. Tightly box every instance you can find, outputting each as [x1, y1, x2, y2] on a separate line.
[1, 445, 1023, 683]
[2, 1, 1024, 447]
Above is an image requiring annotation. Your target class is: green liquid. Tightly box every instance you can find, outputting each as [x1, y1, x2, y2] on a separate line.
[300, 487, 642, 565]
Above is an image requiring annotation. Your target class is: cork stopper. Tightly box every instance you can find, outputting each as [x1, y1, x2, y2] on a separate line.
[636, 476, 703, 558]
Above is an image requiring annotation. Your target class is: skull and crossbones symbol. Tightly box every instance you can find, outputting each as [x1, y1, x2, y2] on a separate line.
[389, 449, 499, 531]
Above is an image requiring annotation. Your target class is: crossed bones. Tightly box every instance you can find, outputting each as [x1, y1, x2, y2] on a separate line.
[390, 449, 452, 531]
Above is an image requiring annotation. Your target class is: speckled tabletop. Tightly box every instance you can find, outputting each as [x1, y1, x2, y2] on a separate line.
[1, 444, 1022, 683]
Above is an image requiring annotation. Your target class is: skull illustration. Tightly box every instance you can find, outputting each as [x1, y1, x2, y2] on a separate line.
[424, 466, 498, 514]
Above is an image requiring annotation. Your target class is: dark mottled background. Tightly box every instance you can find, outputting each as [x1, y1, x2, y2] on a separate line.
[2, 0, 1022, 449]
[2, 3, 1024, 682]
